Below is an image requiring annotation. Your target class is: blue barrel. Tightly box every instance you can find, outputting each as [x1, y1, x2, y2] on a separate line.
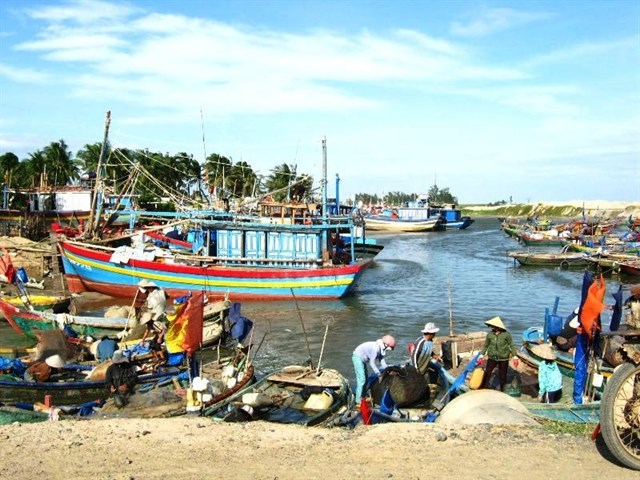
[546, 314, 563, 337]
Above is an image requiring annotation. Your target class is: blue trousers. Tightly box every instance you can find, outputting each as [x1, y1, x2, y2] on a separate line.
[352, 353, 368, 403]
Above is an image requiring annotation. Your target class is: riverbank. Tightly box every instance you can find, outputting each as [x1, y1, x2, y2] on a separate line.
[462, 201, 640, 219]
[0, 417, 636, 479]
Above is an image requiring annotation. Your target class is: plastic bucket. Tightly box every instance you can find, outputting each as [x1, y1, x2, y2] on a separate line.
[546, 314, 563, 337]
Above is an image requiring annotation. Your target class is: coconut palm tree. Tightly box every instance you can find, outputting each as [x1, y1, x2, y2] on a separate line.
[42, 140, 80, 186]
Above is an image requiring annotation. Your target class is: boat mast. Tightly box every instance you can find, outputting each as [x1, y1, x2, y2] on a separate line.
[88, 111, 111, 238]
[321, 138, 328, 256]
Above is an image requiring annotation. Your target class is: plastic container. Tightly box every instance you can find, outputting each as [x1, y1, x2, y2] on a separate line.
[303, 390, 333, 410]
[546, 314, 563, 337]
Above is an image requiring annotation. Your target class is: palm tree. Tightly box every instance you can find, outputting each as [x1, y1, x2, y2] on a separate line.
[265, 163, 296, 201]
[0, 152, 19, 186]
[204, 153, 232, 198]
[227, 161, 258, 198]
[43, 140, 80, 186]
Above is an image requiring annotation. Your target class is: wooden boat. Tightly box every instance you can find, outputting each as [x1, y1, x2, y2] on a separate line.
[94, 351, 256, 418]
[203, 365, 350, 426]
[0, 294, 72, 314]
[58, 228, 373, 301]
[618, 260, 640, 276]
[0, 296, 231, 342]
[364, 213, 442, 233]
[507, 251, 590, 269]
[0, 362, 183, 406]
[523, 400, 600, 423]
[520, 327, 614, 379]
[516, 232, 565, 247]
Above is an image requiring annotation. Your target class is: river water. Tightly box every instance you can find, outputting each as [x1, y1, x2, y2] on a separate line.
[1, 217, 634, 385]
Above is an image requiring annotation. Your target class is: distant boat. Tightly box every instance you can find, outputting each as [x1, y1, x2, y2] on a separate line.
[507, 251, 590, 269]
[364, 208, 442, 232]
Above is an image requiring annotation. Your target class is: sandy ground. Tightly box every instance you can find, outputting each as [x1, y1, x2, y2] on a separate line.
[0, 416, 637, 480]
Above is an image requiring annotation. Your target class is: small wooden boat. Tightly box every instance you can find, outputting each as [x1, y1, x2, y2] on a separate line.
[523, 400, 600, 423]
[0, 362, 183, 406]
[203, 365, 350, 426]
[520, 327, 614, 379]
[516, 232, 565, 247]
[364, 214, 442, 233]
[0, 296, 231, 340]
[0, 294, 72, 314]
[618, 260, 640, 276]
[507, 251, 589, 269]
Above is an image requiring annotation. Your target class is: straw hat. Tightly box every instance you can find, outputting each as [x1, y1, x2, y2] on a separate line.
[532, 343, 557, 361]
[421, 322, 440, 334]
[111, 350, 130, 364]
[485, 316, 506, 330]
[45, 354, 66, 369]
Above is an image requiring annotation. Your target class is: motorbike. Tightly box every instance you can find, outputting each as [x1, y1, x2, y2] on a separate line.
[599, 329, 640, 470]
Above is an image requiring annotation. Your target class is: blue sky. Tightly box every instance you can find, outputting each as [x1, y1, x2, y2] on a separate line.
[1, 0, 638, 204]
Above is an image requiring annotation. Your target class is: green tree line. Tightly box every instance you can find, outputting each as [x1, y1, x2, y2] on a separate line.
[0, 140, 313, 210]
[1, 139, 459, 209]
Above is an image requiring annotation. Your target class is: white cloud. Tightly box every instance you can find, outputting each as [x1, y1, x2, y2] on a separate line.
[0, 62, 50, 83]
[25, 0, 139, 25]
[451, 8, 552, 37]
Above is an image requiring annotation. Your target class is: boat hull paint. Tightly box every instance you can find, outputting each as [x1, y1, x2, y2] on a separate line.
[59, 241, 371, 300]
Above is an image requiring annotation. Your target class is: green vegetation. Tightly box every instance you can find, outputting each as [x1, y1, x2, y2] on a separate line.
[536, 418, 598, 436]
[1, 141, 312, 208]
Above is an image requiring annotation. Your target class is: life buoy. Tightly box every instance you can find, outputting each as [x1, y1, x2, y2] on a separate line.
[560, 260, 570, 270]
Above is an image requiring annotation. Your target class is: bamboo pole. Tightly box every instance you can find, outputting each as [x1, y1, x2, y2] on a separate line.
[316, 324, 329, 375]
[291, 288, 314, 369]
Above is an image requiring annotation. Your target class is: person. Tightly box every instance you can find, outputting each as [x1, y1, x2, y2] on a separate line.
[410, 322, 441, 381]
[555, 308, 579, 352]
[531, 344, 563, 403]
[480, 316, 518, 391]
[138, 280, 168, 364]
[105, 350, 138, 408]
[95, 336, 118, 362]
[352, 335, 396, 405]
[24, 354, 65, 382]
[623, 284, 640, 327]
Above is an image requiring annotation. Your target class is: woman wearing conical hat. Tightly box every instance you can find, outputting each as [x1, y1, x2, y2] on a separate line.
[480, 316, 518, 391]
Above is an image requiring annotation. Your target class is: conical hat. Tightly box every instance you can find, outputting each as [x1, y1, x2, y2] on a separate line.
[485, 316, 506, 330]
[532, 343, 557, 361]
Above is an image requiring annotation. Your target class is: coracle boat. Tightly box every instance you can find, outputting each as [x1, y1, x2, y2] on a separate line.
[203, 365, 350, 426]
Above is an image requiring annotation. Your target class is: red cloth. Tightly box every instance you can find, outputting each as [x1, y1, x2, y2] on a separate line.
[360, 398, 372, 425]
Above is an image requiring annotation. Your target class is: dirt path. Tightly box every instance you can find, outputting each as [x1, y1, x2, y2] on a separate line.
[0, 417, 636, 480]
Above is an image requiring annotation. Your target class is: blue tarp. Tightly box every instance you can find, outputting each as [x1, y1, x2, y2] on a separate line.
[229, 303, 253, 344]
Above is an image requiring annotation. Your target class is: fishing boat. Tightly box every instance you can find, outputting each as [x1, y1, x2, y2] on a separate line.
[520, 327, 614, 380]
[0, 294, 72, 314]
[364, 210, 442, 233]
[0, 296, 232, 341]
[0, 362, 183, 406]
[94, 348, 256, 418]
[203, 365, 350, 426]
[507, 250, 590, 269]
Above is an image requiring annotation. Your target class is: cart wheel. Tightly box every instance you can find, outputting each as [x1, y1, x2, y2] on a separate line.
[600, 362, 640, 470]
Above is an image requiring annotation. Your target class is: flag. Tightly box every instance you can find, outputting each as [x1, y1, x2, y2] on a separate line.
[579, 274, 605, 339]
[165, 291, 204, 356]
